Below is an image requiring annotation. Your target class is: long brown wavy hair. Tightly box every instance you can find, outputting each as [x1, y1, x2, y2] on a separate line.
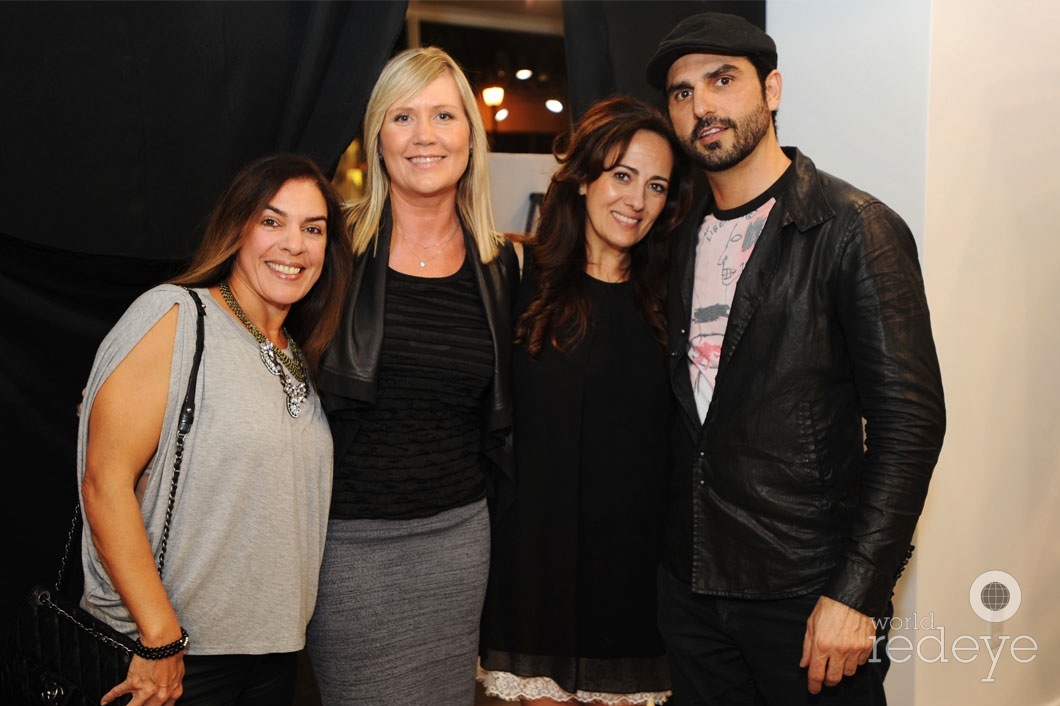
[171, 153, 353, 375]
[517, 96, 693, 357]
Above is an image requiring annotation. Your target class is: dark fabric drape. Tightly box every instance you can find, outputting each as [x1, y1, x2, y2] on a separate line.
[0, 0, 407, 637]
[0, 0, 406, 258]
[0, 234, 181, 623]
[563, 0, 766, 121]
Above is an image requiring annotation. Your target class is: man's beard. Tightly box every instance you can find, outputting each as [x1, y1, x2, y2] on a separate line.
[682, 100, 772, 172]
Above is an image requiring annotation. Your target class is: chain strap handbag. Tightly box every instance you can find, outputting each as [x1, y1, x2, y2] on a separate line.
[0, 289, 206, 706]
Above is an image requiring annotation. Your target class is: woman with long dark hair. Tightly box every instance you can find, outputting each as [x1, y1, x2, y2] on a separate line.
[78, 153, 351, 706]
[479, 96, 693, 705]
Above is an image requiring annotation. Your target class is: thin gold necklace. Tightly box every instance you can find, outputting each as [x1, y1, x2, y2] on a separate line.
[397, 219, 460, 268]
[218, 281, 308, 418]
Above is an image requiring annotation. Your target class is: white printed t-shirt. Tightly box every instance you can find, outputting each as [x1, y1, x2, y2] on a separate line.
[687, 199, 775, 423]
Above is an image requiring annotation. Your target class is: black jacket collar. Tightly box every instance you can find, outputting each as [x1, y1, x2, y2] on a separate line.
[317, 208, 518, 433]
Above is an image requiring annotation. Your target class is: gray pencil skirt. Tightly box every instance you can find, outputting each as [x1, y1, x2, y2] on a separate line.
[306, 498, 490, 705]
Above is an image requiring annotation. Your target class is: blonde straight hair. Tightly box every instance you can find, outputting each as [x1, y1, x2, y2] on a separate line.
[349, 46, 502, 262]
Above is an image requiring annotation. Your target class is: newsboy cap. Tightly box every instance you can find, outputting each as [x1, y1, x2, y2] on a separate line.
[645, 12, 777, 90]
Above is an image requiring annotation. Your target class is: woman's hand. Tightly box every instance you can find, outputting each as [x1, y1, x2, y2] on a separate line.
[102, 654, 185, 706]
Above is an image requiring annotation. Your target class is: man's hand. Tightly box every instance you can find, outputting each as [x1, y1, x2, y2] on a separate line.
[799, 595, 877, 694]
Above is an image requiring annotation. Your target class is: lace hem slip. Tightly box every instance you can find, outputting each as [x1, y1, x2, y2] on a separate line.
[477, 666, 670, 705]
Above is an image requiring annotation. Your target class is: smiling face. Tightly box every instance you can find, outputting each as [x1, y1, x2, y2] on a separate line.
[379, 72, 471, 202]
[666, 53, 779, 173]
[582, 129, 674, 264]
[228, 178, 327, 321]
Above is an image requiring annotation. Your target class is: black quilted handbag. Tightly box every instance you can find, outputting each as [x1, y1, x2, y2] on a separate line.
[0, 289, 206, 706]
[3, 570, 136, 706]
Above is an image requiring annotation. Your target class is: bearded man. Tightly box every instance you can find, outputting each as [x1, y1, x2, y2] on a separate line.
[646, 13, 946, 705]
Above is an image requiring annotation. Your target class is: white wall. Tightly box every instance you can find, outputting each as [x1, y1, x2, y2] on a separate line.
[769, 0, 931, 243]
[488, 152, 558, 234]
[918, 1, 1060, 704]
[769, 1, 1060, 704]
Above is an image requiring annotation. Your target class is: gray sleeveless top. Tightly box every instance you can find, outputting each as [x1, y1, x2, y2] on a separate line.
[77, 285, 332, 655]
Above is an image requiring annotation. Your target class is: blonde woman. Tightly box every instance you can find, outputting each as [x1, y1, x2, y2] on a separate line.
[306, 47, 518, 704]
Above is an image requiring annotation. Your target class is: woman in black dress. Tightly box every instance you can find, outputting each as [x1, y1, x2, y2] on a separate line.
[479, 96, 692, 705]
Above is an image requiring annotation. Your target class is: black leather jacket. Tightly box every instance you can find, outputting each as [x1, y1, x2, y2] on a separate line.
[665, 148, 945, 617]
[317, 215, 519, 521]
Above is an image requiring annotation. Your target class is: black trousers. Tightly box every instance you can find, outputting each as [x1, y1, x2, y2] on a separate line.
[179, 652, 298, 706]
[657, 568, 891, 706]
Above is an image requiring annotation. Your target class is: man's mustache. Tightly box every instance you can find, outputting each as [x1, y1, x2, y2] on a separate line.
[691, 116, 737, 142]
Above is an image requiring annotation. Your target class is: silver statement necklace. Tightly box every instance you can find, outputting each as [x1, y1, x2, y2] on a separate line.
[219, 281, 308, 418]
[397, 219, 460, 268]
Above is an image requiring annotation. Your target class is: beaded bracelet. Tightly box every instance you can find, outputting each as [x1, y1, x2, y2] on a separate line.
[133, 628, 189, 660]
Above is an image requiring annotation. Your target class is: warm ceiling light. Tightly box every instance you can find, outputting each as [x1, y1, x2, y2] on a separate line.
[482, 86, 505, 107]
[495, 108, 509, 122]
[515, 69, 533, 80]
[545, 99, 564, 113]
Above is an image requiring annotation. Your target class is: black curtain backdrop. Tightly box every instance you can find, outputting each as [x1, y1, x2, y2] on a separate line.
[563, 0, 766, 120]
[0, 0, 407, 637]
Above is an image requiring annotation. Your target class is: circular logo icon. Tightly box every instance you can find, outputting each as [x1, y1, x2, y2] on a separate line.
[969, 570, 1021, 622]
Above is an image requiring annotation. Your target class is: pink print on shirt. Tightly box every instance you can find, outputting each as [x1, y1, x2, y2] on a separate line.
[687, 199, 775, 422]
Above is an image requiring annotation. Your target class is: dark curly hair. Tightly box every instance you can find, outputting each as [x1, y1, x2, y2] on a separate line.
[517, 95, 693, 357]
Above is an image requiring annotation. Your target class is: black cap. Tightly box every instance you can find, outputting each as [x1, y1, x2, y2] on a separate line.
[645, 12, 777, 90]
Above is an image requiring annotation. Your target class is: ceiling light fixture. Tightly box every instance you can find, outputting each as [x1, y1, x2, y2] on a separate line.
[482, 86, 505, 107]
